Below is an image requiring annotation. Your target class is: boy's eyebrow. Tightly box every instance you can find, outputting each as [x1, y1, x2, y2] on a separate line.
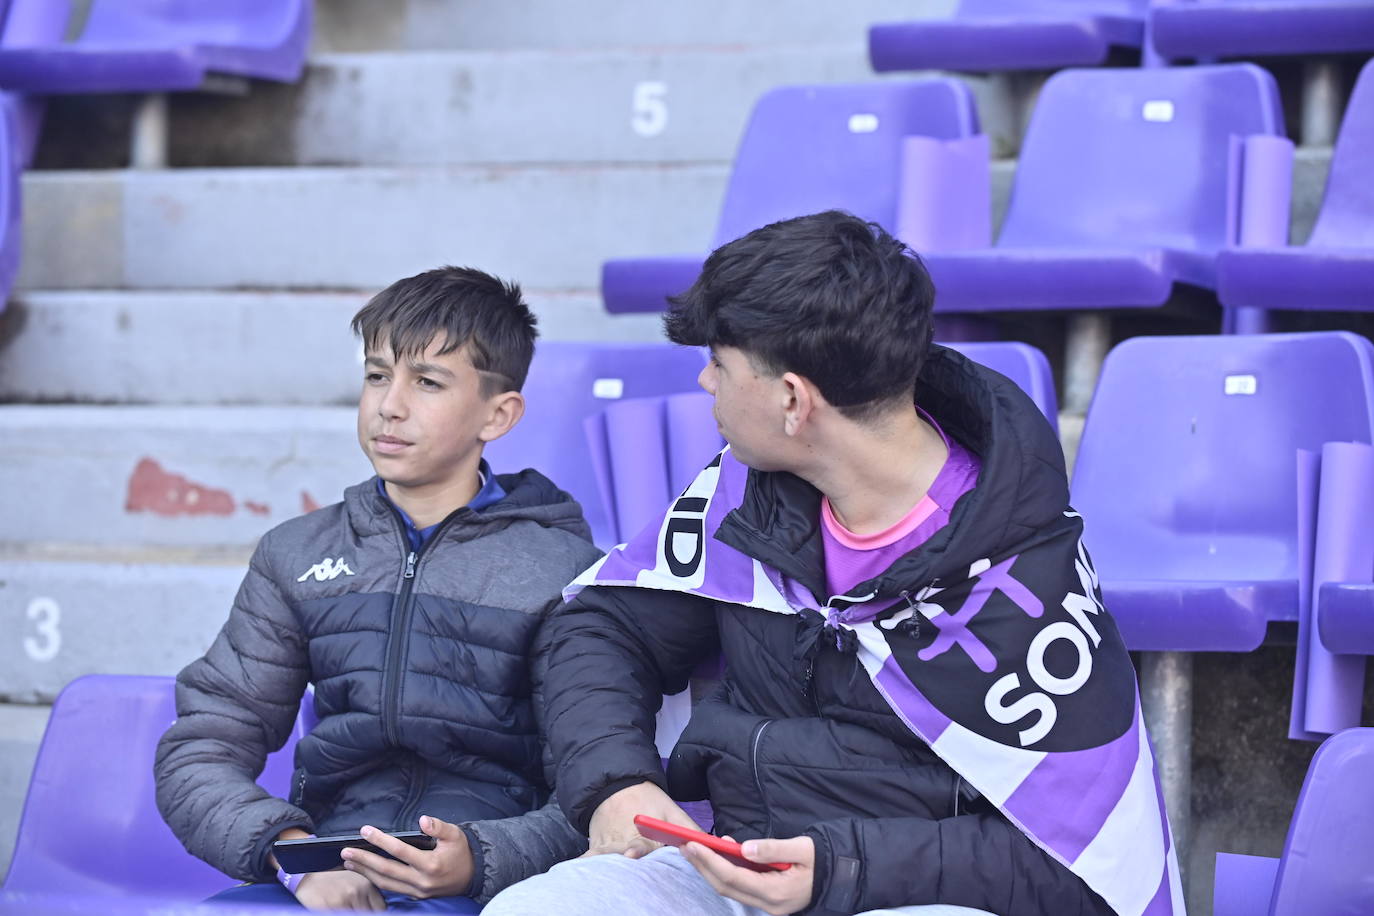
[408, 360, 457, 380]
[364, 355, 391, 369]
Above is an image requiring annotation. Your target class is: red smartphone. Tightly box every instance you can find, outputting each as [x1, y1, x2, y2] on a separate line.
[633, 815, 792, 872]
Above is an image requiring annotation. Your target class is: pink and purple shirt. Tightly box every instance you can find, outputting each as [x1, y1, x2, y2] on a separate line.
[820, 409, 981, 600]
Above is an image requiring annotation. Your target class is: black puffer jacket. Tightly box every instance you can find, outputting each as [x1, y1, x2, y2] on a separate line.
[155, 470, 602, 901]
[542, 347, 1117, 916]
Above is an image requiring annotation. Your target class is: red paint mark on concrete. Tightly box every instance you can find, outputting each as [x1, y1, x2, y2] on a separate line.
[244, 500, 270, 516]
[125, 457, 236, 517]
[301, 491, 321, 514]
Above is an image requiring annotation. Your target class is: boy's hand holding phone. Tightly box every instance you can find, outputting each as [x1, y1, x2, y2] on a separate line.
[294, 870, 386, 912]
[340, 815, 475, 900]
[679, 834, 816, 916]
[585, 781, 699, 858]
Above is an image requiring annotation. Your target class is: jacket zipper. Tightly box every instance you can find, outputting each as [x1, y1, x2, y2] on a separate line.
[378, 501, 468, 748]
[291, 769, 307, 807]
[748, 719, 775, 836]
[395, 759, 428, 829]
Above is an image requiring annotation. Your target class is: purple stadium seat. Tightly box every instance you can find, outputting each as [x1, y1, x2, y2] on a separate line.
[920, 64, 1287, 316]
[585, 342, 1058, 546]
[1071, 332, 1374, 652]
[1153, 0, 1374, 61]
[1213, 728, 1374, 915]
[481, 342, 709, 548]
[1319, 582, 1374, 655]
[602, 79, 980, 314]
[0, 0, 311, 94]
[0, 0, 69, 166]
[1217, 57, 1374, 325]
[869, 0, 1147, 74]
[1, 674, 315, 900]
[0, 97, 19, 315]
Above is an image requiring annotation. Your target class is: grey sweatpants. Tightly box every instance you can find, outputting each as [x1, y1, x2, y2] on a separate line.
[482, 846, 997, 916]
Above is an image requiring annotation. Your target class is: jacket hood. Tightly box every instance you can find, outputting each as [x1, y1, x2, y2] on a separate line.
[720, 344, 1068, 600]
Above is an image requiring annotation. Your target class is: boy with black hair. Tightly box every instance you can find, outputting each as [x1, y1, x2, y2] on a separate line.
[155, 266, 601, 912]
[486, 211, 1183, 916]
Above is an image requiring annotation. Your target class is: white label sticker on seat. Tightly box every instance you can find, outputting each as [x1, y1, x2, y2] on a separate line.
[593, 378, 625, 399]
[1224, 374, 1257, 395]
[848, 113, 879, 133]
[1142, 100, 1174, 123]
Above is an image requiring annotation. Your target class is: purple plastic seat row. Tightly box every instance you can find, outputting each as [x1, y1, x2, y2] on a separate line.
[0, 0, 312, 94]
[1212, 728, 1374, 916]
[1152, 0, 1374, 62]
[1218, 57, 1374, 329]
[602, 79, 980, 314]
[922, 63, 1289, 316]
[587, 341, 1058, 547]
[869, 0, 1148, 74]
[1071, 332, 1374, 653]
[1, 674, 315, 900]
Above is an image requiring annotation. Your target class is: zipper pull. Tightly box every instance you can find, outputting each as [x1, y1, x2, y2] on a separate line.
[404, 551, 416, 579]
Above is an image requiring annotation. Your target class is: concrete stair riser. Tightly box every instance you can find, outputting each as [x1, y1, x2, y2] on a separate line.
[18, 166, 728, 291]
[0, 562, 242, 702]
[0, 291, 663, 405]
[312, 0, 951, 53]
[0, 406, 370, 547]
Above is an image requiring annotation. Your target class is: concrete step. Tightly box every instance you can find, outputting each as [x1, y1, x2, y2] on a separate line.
[17, 165, 726, 291]
[0, 406, 369, 548]
[171, 48, 923, 168]
[0, 291, 662, 405]
[313, 0, 948, 53]
[0, 703, 51, 877]
[0, 559, 241, 702]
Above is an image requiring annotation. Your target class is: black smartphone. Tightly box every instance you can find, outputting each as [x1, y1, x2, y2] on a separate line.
[272, 830, 437, 873]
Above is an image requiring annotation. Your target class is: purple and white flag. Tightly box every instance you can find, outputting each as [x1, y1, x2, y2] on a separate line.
[568, 448, 1185, 916]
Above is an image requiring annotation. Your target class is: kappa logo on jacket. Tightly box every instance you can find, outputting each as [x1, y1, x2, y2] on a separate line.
[297, 557, 355, 583]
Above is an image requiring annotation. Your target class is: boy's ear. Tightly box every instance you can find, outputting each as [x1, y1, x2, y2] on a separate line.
[780, 372, 815, 437]
[479, 390, 525, 443]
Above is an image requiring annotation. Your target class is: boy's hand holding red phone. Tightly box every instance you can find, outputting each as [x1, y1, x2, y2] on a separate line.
[634, 815, 816, 916]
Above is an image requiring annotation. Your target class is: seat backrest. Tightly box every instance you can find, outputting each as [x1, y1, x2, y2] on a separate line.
[586, 391, 723, 545]
[1, 674, 312, 899]
[1269, 727, 1374, 915]
[482, 342, 708, 547]
[943, 341, 1059, 429]
[83, 0, 303, 48]
[1071, 332, 1374, 584]
[712, 79, 978, 247]
[999, 64, 1283, 253]
[1308, 57, 1374, 249]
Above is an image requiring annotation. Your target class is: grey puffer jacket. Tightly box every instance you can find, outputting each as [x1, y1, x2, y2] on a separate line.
[154, 470, 603, 902]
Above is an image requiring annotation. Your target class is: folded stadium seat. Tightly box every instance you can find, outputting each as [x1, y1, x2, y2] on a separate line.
[1073, 332, 1374, 654]
[0, 0, 70, 167]
[1217, 57, 1374, 334]
[0, 0, 311, 93]
[0, 97, 20, 313]
[1, 674, 314, 900]
[481, 342, 709, 549]
[1212, 727, 1374, 916]
[601, 79, 981, 314]
[1151, 0, 1374, 62]
[869, 0, 1148, 74]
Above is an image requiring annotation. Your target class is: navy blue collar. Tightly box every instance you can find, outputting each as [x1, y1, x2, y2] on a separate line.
[375, 459, 506, 552]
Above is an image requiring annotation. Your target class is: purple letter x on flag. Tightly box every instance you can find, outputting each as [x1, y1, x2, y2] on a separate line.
[918, 556, 1043, 672]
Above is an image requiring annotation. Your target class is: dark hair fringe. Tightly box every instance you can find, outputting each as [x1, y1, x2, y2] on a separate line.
[351, 266, 538, 394]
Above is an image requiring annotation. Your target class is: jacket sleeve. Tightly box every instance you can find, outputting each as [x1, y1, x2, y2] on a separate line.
[154, 531, 314, 882]
[802, 811, 1115, 916]
[541, 585, 721, 834]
